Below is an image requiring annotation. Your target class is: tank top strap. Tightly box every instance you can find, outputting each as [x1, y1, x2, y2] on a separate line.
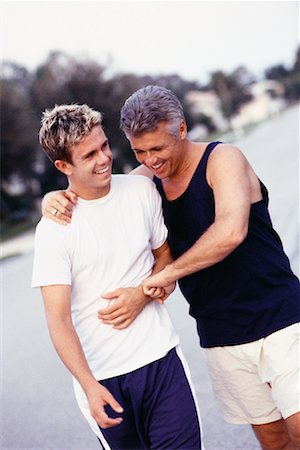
[154, 141, 222, 196]
[199, 141, 222, 172]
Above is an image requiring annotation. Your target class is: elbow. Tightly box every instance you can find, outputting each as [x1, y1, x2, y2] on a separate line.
[222, 220, 248, 251]
[228, 227, 248, 249]
[46, 313, 73, 331]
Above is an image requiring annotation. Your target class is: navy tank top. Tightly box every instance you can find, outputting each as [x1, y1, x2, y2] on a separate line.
[154, 142, 300, 347]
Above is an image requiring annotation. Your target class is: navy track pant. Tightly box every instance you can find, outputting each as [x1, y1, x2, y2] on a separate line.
[97, 347, 202, 449]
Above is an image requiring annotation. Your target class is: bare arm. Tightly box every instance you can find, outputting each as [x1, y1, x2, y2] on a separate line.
[98, 241, 175, 329]
[130, 164, 154, 179]
[41, 166, 152, 224]
[143, 145, 252, 291]
[41, 284, 123, 428]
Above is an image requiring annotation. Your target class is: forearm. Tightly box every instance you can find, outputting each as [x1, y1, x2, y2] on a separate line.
[155, 221, 245, 284]
[129, 244, 173, 301]
[46, 316, 98, 393]
[41, 286, 123, 427]
[151, 245, 173, 275]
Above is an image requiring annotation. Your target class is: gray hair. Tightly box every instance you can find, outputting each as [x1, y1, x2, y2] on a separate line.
[120, 85, 185, 138]
[39, 103, 102, 163]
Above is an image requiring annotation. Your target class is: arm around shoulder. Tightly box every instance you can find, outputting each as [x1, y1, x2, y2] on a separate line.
[41, 189, 77, 225]
[130, 164, 154, 179]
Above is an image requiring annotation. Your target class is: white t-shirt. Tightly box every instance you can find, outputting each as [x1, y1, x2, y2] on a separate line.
[32, 175, 179, 381]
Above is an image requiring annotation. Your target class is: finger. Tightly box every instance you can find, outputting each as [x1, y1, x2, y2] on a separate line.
[149, 287, 165, 299]
[158, 290, 169, 301]
[110, 314, 130, 326]
[113, 319, 134, 330]
[44, 212, 69, 226]
[94, 410, 123, 429]
[98, 304, 122, 316]
[46, 201, 72, 223]
[99, 311, 126, 322]
[53, 192, 74, 211]
[99, 416, 123, 429]
[64, 190, 78, 205]
[102, 289, 122, 299]
[51, 199, 73, 217]
[143, 286, 157, 296]
[48, 210, 71, 224]
[106, 393, 124, 414]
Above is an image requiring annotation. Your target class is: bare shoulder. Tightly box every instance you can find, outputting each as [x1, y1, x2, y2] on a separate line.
[130, 165, 154, 179]
[209, 143, 246, 162]
[206, 143, 249, 186]
[208, 143, 248, 171]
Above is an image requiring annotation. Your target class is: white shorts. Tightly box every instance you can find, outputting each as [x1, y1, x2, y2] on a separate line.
[203, 323, 300, 425]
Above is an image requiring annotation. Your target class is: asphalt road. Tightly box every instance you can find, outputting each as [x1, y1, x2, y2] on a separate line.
[2, 105, 299, 449]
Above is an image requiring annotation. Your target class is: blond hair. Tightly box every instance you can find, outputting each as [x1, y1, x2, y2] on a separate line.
[39, 104, 102, 163]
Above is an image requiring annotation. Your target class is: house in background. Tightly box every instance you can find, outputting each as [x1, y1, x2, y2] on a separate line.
[185, 90, 229, 139]
[230, 80, 287, 130]
[185, 80, 287, 140]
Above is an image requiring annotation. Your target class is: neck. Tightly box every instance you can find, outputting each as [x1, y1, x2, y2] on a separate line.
[68, 181, 111, 200]
[168, 140, 203, 183]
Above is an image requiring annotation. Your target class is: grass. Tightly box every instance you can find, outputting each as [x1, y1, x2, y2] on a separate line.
[0, 219, 38, 243]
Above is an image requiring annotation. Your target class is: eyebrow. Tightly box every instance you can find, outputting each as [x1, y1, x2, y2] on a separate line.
[133, 145, 163, 152]
[82, 139, 109, 159]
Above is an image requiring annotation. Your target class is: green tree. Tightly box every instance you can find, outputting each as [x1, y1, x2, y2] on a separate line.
[264, 49, 300, 101]
[0, 62, 39, 225]
[30, 52, 144, 174]
[1, 63, 37, 183]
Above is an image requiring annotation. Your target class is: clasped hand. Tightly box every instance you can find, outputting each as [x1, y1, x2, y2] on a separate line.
[98, 283, 175, 329]
[143, 268, 175, 298]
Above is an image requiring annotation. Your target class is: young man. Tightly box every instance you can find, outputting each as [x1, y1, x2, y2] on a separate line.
[43, 87, 300, 450]
[32, 103, 202, 449]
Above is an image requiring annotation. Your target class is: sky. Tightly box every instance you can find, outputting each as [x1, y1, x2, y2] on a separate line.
[1, 1, 299, 83]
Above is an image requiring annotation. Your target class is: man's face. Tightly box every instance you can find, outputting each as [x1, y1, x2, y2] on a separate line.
[128, 121, 185, 179]
[65, 125, 113, 199]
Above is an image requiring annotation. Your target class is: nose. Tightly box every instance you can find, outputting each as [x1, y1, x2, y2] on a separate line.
[96, 150, 110, 165]
[144, 151, 158, 167]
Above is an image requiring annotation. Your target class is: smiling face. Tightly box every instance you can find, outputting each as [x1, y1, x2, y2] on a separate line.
[128, 120, 187, 180]
[55, 125, 113, 200]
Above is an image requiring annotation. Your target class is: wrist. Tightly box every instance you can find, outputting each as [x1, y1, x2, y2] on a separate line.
[83, 381, 101, 399]
[80, 374, 99, 394]
[162, 264, 178, 284]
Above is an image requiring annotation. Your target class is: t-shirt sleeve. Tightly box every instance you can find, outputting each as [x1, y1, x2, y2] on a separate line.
[31, 219, 72, 288]
[147, 180, 168, 250]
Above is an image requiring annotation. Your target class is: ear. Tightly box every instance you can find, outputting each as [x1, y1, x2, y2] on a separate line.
[54, 160, 73, 176]
[179, 120, 187, 140]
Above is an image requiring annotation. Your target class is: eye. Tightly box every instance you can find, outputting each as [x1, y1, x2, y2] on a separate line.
[83, 150, 97, 160]
[102, 140, 110, 150]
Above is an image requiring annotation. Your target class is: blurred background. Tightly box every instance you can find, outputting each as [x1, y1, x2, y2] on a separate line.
[1, 1, 299, 241]
[1, 1, 299, 449]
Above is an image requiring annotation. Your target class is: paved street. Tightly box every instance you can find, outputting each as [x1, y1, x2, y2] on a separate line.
[2, 105, 299, 449]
